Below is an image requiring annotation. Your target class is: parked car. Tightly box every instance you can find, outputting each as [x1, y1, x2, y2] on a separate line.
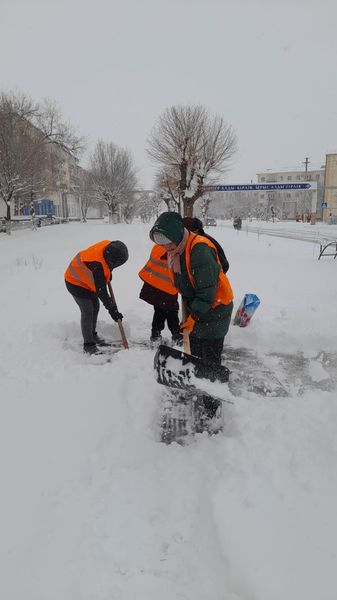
[205, 217, 217, 227]
[38, 215, 61, 225]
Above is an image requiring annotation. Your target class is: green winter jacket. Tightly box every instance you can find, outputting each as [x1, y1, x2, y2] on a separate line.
[149, 211, 233, 340]
[175, 243, 233, 340]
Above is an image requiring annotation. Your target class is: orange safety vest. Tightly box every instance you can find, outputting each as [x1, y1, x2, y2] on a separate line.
[183, 233, 233, 307]
[64, 240, 111, 292]
[139, 244, 178, 295]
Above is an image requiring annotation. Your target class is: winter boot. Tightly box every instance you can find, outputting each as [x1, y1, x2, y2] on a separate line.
[150, 330, 162, 347]
[194, 394, 222, 434]
[202, 395, 221, 419]
[83, 342, 100, 355]
[93, 332, 110, 347]
[171, 332, 183, 347]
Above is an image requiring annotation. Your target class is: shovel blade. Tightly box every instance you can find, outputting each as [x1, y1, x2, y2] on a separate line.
[154, 344, 230, 390]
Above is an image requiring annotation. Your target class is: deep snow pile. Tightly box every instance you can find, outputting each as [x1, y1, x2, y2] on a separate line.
[1, 220, 337, 600]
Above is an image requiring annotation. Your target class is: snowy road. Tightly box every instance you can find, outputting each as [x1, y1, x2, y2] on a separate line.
[1, 220, 337, 600]
[218, 218, 337, 246]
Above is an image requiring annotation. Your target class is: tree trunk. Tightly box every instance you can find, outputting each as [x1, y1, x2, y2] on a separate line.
[183, 199, 194, 217]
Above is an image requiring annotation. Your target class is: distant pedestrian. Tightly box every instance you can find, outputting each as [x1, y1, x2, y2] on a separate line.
[233, 216, 242, 231]
[30, 202, 37, 231]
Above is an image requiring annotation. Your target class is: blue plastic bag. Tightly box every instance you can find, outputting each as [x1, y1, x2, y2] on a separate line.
[233, 294, 261, 327]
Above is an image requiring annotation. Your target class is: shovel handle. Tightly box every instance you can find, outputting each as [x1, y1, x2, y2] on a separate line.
[182, 329, 191, 354]
[108, 281, 129, 350]
[181, 298, 191, 355]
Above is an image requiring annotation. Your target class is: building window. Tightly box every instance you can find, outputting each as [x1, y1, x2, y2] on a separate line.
[280, 176, 283, 181]
[261, 177, 265, 182]
[287, 176, 292, 181]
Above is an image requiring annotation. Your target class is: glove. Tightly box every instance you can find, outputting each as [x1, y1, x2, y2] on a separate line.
[180, 314, 196, 333]
[109, 307, 123, 322]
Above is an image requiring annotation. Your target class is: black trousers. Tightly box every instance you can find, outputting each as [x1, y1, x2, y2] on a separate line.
[72, 295, 100, 344]
[189, 336, 224, 364]
[152, 307, 180, 336]
[189, 336, 225, 419]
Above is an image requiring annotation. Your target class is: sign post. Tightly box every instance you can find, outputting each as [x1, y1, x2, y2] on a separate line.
[205, 182, 318, 224]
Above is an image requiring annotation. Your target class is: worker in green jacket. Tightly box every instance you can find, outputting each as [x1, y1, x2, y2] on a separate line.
[149, 211, 234, 366]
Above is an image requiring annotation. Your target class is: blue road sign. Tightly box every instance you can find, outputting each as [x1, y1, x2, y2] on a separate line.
[205, 183, 314, 192]
[321, 202, 328, 208]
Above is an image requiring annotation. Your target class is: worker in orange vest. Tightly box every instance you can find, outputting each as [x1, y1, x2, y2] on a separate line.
[139, 244, 182, 345]
[149, 212, 233, 362]
[149, 212, 234, 418]
[64, 240, 128, 354]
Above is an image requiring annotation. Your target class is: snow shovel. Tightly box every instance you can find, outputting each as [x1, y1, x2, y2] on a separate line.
[108, 281, 129, 350]
[154, 300, 230, 390]
[156, 300, 229, 444]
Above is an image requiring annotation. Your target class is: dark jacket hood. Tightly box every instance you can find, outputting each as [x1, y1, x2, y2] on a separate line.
[150, 212, 185, 245]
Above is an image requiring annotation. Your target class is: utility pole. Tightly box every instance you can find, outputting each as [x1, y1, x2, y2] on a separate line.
[302, 156, 316, 225]
[303, 156, 310, 180]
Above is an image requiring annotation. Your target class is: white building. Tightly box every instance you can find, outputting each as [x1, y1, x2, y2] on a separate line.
[257, 167, 325, 219]
[323, 154, 337, 223]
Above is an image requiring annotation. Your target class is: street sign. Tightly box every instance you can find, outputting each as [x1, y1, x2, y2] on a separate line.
[321, 202, 328, 208]
[205, 182, 317, 192]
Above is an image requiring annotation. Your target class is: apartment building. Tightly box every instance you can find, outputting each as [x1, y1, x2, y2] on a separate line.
[257, 167, 325, 219]
[0, 113, 82, 220]
[39, 142, 81, 220]
[323, 154, 337, 222]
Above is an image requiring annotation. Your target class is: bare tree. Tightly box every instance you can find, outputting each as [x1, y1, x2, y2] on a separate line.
[0, 91, 84, 228]
[36, 99, 84, 155]
[136, 190, 163, 223]
[147, 105, 237, 216]
[200, 195, 212, 221]
[0, 93, 43, 228]
[74, 168, 98, 222]
[89, 140, 137, 223]
[154, 167, 181, 212]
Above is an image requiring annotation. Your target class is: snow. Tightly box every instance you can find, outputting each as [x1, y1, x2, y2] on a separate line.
[1, 219, 337, 600]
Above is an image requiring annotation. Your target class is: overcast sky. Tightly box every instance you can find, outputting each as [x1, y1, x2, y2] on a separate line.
[1, 0, 336, 188]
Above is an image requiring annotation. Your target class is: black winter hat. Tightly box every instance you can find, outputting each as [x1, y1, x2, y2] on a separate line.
[182, 217, 203, 233]
[104, 241, 129, 269]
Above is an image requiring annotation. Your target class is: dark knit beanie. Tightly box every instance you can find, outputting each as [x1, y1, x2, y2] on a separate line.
[182, 217, 203, 233]
[104, 241, 129, 268]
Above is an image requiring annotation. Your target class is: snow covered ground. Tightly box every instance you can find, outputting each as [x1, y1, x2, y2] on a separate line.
[1, 219, 337, 600]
